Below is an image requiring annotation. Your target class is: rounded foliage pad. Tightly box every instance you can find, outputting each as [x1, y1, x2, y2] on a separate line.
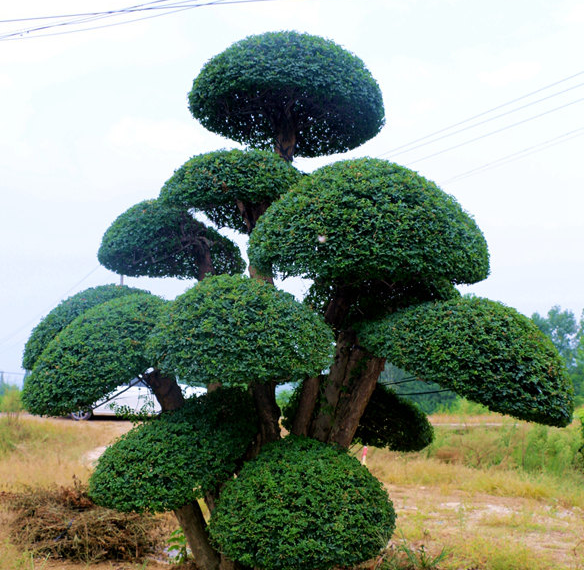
[160, 149, 301, 233]
[249, 159, 489, 286]
[22, 284, 144, 370]
[148, 274, 333, 387]
[22, 293, 166, 417]
[358, 296, 574, 427]
[189, 31, 385, 158]
[90, 388, 258, 513]
[98, 199, 245, 279]
[209, 435, 396, 570]
[354, 383, 434, 452]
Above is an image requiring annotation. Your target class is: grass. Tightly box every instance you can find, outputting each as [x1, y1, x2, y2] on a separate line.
[1, 407, 583, 569]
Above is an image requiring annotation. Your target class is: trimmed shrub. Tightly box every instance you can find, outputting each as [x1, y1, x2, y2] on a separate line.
[209, 435, 396, 570]
[90, 388, 257, 512]
[148, 274, 333, 387]
[354, 384, 434, 452]
[359, 296, 574, 427]
[22, 284, 143, 370]
[22, 293, 165, 416]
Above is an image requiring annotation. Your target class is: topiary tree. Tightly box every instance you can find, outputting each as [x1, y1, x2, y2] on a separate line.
[22, 30, 574, 570]
[98, 199, 245, 280]
[22, 284, 145, 371]
[188, 31, 384, 161]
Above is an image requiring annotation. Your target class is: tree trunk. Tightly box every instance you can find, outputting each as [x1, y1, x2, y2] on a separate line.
[174, 502, 221, 570]
[327, 355, 386, 448]
[290, 375, 320, 436]
[309, 331, 384, 448]
[252, 381, 281, 445]
[143, 369, 185, 411]
[310, 330, 356, 442]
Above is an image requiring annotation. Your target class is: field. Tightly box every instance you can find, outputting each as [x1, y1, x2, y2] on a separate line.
[0, 408, 583, 570]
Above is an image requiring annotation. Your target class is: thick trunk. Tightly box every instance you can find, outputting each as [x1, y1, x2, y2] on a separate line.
[174, 502, 221, 570]
[309, 332, 384, 448]
[310, 330, 357, 442]
[197, 243, 215, 280]
[273, 109, 297, 162]
[327, 355, 386, 448]
[290, 375, 320, 436]
[143, 369, 184, 411]
[252, 381, 281, 446]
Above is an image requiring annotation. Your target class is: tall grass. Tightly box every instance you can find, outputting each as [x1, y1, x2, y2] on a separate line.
[0, 415, 128, 490]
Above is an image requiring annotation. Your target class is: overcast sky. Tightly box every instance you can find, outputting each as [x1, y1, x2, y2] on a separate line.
[1, 0, 583, 385]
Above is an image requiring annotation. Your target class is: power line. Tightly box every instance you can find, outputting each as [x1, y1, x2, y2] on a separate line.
[0, 0, 285, 41]
[443, 127, 584, 184]
[403, 96, 584, 167]
[377, 69, 584, 158]
[0, 265, 102, 351]
[381, 82, 584, 160]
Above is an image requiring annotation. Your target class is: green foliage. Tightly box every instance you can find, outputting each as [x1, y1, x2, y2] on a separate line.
[22, 284, 143, 370]
[532, 306, 580, 363]
[209, 435, 396, 570]
[249, 159, 489, 288]
[22, 292, 166, 417]
[167, 528, 189, 564]
[532, 305, 584, 400]
[0, 386, 22, 416]
[188, 31, 384, 158]
[89, 388, 257, 513]
[304, 276, 461, 327]
[147, 274, 333, 387]
[359, 296, 574, 427]
[98, 199, 245, 278]
[354, 384, 434, 452]
[160, 149, 301, 233]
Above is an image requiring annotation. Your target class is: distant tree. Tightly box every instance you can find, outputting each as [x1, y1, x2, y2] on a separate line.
[533, 306, 584, 401]
[22, 31, 574, 570]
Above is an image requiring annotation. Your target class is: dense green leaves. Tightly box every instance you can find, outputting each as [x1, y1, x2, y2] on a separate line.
[89, 388, 257, 513]
[98, 199, 245, 279]
[22, 285, 143, 370]
[188, 31, 384, 158]
[249, 159, 489, 287]
[358, 297, 574, 427]
[354, 384, 434, 452]
[22, 293, 166, 416]
[209, 435, 396, 570]
[147, 274, 333, 387]
[160, 149, 301, 233]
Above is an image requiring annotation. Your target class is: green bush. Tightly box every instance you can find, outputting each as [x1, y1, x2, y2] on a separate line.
[189, 31, 384, 158]
[148, 274, 333, 387]
[90, 388, 257, 513]
[359, 296, 574, 427]
[98, 199, 244, 278]
[160, 149, 301, 233]
[22, 292, 165, 416]
[354, 384, 434, 452]
[22, 284, 144, 370]
[250, 159, 488, 287]
[209, 435, 396, 570]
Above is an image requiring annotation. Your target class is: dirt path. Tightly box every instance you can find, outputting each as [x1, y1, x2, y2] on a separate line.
[385, 483, 584, 569]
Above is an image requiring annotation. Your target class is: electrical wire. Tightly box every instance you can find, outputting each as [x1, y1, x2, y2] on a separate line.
[0, 265, 102, 352]
[0, 0, 286, 41]
[444, 127, 584, 183]
[377, 69, 584, 158]
[381, 82, 584, 160]
[403, 96, 584, 167]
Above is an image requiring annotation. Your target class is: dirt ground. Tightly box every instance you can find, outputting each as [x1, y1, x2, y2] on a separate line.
[2, 417, 583, 569]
